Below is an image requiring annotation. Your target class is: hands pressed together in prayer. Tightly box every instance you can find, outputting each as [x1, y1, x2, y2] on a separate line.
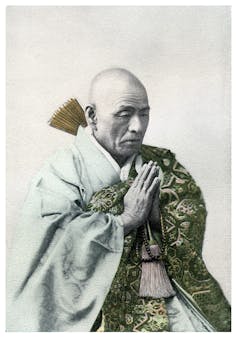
[117, 161, 160, 236]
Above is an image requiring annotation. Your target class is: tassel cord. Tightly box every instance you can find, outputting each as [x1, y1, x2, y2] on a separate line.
[138, 213, 168, 263]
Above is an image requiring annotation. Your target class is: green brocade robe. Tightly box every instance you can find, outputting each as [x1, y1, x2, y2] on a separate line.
[7, 127, 230, 332]
[88, 145, 231, 332]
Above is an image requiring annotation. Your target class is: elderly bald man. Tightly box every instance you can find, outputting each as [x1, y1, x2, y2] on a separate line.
[7, 68, 230, 332]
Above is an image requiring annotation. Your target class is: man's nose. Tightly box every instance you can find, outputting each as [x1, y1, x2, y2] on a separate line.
[128, 115, 143, 133]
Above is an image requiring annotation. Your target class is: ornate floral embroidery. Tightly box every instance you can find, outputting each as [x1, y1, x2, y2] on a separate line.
[88, 145, 231, 332]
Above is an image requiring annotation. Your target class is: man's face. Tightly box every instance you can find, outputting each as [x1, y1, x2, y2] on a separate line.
[92, 83, 150, 166]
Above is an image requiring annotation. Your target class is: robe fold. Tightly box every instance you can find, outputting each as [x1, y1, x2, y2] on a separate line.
[6, 126, 231, 332]
[7, 127, 125, 332]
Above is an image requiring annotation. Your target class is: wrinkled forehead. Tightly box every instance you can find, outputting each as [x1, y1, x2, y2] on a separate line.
[91, 78, 149, 112]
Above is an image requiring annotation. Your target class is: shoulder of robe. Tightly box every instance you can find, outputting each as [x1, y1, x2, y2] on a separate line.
[141, 144, 196, 183]
[27, 147, 84, 203]
[141, 144, 177, 171]
[37, 147, 82, 184]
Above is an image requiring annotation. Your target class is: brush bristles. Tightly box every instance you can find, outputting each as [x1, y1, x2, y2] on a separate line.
[48, 98, 87, 135]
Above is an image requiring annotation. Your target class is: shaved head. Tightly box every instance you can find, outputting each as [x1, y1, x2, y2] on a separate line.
[86, 68, 150, 167]
[88, 68, 148, 108]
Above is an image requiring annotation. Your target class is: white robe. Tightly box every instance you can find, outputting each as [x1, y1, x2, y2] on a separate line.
[7, 126, 125, 331]
[6, 126, 215, 332]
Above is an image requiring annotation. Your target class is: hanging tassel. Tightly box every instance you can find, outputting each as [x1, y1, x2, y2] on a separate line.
[139, 243, 176, 299]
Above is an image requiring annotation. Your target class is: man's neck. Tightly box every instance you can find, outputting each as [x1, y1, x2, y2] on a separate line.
[89, 129, 135, 168]
[84, 126, 144, 181]
[111, 154, 129, 168]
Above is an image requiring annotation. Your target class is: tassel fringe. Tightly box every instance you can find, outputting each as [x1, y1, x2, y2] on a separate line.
[139, 244, 176, 299]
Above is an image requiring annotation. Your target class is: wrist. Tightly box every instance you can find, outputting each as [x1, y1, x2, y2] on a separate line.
[115, 213, 136, 236]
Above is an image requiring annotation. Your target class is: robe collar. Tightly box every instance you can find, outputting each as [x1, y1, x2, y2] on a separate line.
[74, 126, 143, 185]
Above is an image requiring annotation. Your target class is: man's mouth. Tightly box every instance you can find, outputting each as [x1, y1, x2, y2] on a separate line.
[122, 139, 141, 143]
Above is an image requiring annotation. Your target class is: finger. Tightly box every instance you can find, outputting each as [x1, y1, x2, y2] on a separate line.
[147, 177, 160, 197]
[154, 178, 160, 194]
[153, 179, 160, 203]
[138, 160, 154, 182]
[143, 164, 159, 191]
[132, 163, 148, 187]
[133, 161, 153, 188]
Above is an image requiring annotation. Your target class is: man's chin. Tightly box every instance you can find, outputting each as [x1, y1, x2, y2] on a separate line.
[119, 146, 141, 159]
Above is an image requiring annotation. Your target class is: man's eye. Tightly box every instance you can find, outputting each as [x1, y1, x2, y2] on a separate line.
[118, 111, 130, 118]
[140, 110, 149, 117]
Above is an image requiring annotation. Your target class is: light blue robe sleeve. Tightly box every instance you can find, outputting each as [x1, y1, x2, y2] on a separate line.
[7, 167, 124, 332]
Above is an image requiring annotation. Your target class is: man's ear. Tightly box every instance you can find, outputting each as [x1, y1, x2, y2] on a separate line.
[85, 105, 97, 129]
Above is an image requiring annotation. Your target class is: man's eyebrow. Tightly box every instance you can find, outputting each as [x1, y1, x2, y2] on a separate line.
[116, 105, 135, 111]
[139, 106, 150, 111]
[115, 105, 150, 112]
